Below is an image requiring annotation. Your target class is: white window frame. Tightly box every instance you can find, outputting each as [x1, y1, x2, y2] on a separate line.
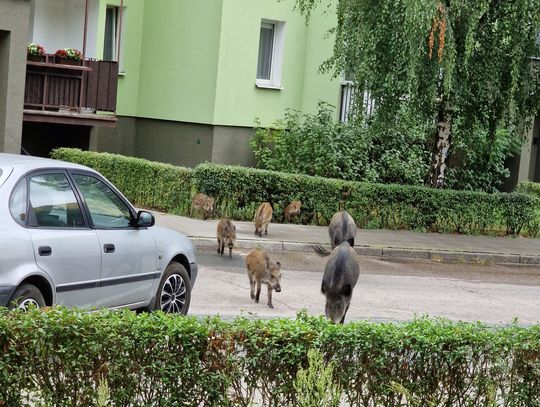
[256, 19, 286, 90]
[104, 5, 126, 72]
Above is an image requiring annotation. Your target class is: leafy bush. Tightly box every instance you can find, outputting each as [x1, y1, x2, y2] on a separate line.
[51, 148, 193, 214]
[517, 180, 540, 200]
[251, 102, 430, 185]
[193, 163, 538, 235]
[1, 308, 539, 406]
[52, 148, 538, 236]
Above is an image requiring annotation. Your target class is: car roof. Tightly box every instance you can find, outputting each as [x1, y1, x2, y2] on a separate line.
[0, 153, 92, 172]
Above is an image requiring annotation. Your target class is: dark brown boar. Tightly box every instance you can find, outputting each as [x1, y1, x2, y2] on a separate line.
[328, 210, 356, 249]
[321, 242, 359, 324]
[246, 249, 282, 308]
[217, 219, 236, 259]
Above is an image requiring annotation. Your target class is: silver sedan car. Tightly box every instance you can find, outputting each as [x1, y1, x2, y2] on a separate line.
[0, 153, 197, 314]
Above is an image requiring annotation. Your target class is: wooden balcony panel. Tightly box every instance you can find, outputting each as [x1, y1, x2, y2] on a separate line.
[24, 56, 119, 122]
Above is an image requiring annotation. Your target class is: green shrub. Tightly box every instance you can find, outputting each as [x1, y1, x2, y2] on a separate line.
[1, 308, 539, 406]
[517, 181, 540, 200]
[51, 148, 538, 236]
[51, 148, 193, 214]
[193, 163, 538, 235]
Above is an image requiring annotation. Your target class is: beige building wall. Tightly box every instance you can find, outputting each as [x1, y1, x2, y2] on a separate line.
[0, 0, 31, 154]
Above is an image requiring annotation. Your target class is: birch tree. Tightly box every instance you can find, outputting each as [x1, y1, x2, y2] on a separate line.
[294, 0, 540, 188]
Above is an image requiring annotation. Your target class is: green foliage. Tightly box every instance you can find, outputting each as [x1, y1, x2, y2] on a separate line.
[251, 103, 431, 185]
[52, 148, 538, 236]
[294, 348, 342, 407]
[292, 0, 540, 190]
[251, 102, 371, 181]
[1, 308, 540, 406]
[193, 162, 538, 236]
[50, 148, 193, 214]
[517, 181, 540, 200]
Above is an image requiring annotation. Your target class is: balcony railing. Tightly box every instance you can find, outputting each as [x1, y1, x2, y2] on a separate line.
[24, 54, 118, 123]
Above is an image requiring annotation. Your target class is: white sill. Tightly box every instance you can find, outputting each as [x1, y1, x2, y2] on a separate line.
[255, 83, 283, 90]
[118, 71, 126, 77]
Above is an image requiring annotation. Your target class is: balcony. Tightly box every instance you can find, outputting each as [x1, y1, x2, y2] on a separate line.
[23, 54, 118, 128]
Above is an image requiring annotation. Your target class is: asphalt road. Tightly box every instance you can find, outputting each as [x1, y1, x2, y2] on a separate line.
[190, 248, 540, 325]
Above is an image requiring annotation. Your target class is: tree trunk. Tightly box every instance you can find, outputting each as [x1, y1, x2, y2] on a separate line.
[428, 102, 452, 187]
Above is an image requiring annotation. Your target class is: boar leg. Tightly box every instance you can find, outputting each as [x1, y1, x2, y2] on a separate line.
[255, 280, 262, 303]
[217, 238, 221, 255]
[248, 272, 255, 300]
[228, 246, 232, 259]
[267, 284, 273, 308]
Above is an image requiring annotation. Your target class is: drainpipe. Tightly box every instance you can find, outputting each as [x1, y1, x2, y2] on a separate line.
[82, 0, 89, 59]
[116, 0, 124, 62]
[80, 0, 89, 113]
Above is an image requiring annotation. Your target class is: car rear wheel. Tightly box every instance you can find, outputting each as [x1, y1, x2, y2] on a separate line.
[9, 284, 45, 310]
[154, 262, 191, 315]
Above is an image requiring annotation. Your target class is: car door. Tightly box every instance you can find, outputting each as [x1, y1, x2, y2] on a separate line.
[25, 171, 101, 307]
[70, 172, 157, 308]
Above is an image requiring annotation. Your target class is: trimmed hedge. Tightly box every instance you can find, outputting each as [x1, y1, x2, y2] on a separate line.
[51, 148, 193, 214]
[1, 308, 539, 406]
[517, 180, 540, 201]
[51, 148, 539, 236]
[192, 163, 539, 236]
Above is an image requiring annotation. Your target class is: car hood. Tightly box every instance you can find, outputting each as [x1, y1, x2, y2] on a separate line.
[148, 225, 196, 265]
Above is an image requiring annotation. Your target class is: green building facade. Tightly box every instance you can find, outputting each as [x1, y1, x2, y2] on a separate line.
[92, 0, 341, 167]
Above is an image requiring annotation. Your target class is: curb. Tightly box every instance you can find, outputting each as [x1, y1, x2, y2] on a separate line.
[190, 237, 540, 266]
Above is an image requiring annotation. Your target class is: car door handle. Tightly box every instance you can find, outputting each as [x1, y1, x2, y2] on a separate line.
[103, 244, 115, 253]
[38, 246, 52, 256]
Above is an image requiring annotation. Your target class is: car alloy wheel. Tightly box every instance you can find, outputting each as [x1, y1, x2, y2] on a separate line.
[155, 262, 191, 315]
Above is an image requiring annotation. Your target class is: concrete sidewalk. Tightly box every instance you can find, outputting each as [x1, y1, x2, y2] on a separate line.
[154, 212, 540, 265]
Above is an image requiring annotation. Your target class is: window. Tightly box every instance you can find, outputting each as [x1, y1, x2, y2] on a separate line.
[256, 20, 285, 89]
[103, 6, 125, 66]
[73, 174, 132, 229]
[10, 179, 27, 226]
[28, 174, 84, 228]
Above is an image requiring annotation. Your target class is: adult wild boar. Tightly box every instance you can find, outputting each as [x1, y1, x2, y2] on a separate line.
[313, 210, 357, 256]
[254, 202, 273, 237]
[191, 193, 215, 220]
[216, 218, 236, 259]
[246, 249, 282, 308]
[328, 210, 356, 249]
[321, 242, 359, 324]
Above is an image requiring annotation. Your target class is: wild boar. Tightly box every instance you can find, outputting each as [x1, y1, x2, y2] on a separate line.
[191, 193, 215, 220]
[328, 210, 356, 249]
[313, 210, 357, 256]
[217, 218, 236, 259]
[246, 249, 282, 308]
[254, 202, 273, 237]
[321, 242, 359, 324]
[284, 200, 302, 222]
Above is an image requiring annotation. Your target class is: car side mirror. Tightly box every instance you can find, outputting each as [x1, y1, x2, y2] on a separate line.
[136, 210, 155, 228]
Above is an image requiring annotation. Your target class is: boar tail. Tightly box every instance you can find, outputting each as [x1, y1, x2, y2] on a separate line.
[313, 245, 331, 257]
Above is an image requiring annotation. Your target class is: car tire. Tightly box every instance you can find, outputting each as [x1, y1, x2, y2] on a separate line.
[153, 262, 191, 315]
[9, 284, 46, 310]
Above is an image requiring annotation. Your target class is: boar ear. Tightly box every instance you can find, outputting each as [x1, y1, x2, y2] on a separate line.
[341, 284, 352, 296]
[276, 261, 281, 268]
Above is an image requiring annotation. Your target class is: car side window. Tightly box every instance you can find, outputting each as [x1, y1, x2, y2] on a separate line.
[9, 178, 27, 225]
[72, 174, 132, 229]
[28, 173, 85, 228]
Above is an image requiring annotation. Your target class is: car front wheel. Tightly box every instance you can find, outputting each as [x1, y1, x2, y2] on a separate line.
[154, 262, 191, 314]
[9, 284, 46, 310]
